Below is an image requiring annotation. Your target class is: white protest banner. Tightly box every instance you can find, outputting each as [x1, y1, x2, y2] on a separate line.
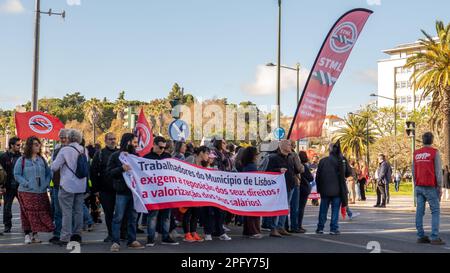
[119, 153, 289, 216]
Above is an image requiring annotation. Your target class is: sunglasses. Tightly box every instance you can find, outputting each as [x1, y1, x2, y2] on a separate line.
[33, 142, 41, 147]
[15, 144, 21, 147]
[107, 138, 116, 141]
[158, 146, 166, 149]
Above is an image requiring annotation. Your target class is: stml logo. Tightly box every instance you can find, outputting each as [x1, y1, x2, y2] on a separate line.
[415, 153, 431, 160]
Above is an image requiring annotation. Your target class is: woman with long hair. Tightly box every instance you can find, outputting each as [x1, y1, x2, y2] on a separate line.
[13, 136, 54, 244]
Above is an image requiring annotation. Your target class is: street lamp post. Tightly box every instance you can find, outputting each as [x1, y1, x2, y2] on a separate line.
[276, 0, 282, 130]
[370, 92, 397, 175]
[31, 0, 65, 111]
[267, 62, 301, 151]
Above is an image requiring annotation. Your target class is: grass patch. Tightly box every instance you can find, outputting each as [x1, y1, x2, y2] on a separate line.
[365, 181, 413, 196]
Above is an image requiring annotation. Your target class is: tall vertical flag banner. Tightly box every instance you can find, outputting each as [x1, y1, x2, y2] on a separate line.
[15, 111, 65, 141]
[288, 9, 373, 141]
[134, 108, 153, 157]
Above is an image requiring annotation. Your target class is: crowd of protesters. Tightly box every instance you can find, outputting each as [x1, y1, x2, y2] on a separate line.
[0, 129, 446, 250]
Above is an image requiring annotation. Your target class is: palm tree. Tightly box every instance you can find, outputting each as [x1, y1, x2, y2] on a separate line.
[113, 91, 128, 120]
[83, 98, 104, 144]
[405, 21, 450, 167]
[333, 115, 375, 161]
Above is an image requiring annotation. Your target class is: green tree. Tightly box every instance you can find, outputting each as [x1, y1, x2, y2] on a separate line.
[113, 91, 128, 120]
[333, 115, 376, 161]
[405, 20, 450, 167]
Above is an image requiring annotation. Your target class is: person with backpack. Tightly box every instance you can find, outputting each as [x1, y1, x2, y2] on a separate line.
[48, 129, 69, 244]
[414, 132, 445, 245]
[0, 136, 22, 234]
[13, 137, 54, 244]
[51, 129, 89, 245]
[90, 132, 120, 242]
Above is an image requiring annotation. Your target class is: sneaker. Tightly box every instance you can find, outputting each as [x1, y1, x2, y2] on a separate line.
[223, 225, 231, 232]
[373, 204, 380, 208]
[249, 234, 263, 239]
[31, 234, 42, 244]
[183, 233, 196, 242]
[192, 232, 204, 242]
[24, 234, 32, 244]
[146, 237, 155, 247]
[162, 237, 179, 245]
[277, 229, 292, 236]
[330, 230, 341, 235]
[204, 234, 213, 241]
[417, 236, 431, 244]
[430, 238, 446, 245]
[128, 241, 145, 249]
[219, 233, 232, 241]
[315, 230, 324, 234]
[297, 227, 307, 234]
[49, 236, 60, 244]
[171, 229, 183, 238]
[270, 230, 282, 238]
[70, 234, 82, 243]
[103, 236, 113, 243]
[4, 228, 11, 234]
[110, 243, 120, 252]
[87, 224, 94, 232]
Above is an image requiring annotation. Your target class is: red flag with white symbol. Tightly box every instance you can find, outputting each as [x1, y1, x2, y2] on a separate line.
[134, 108, 153, 157]
[15, 111, 65, 141]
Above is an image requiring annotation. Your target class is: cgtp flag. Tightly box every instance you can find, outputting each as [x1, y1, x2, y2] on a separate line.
[134, 108, 153, 157]
[288, 9, 373, 141]
[15, 111, 65, 141]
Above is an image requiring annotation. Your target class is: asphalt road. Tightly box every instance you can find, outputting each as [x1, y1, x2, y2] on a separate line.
[0, 196, 449, 253]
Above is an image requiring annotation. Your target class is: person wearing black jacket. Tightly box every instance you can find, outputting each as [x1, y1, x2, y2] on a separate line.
[295, 151, 314, 233]
[315, 141, 351, 235]
[90, 133, 118, 242]
[0, 137, 22, 234]
[143, 136, 179, 246]
[109, 133, 145, 252]
[264, 140, 296, 238]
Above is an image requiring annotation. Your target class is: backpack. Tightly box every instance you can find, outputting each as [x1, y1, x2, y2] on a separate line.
[65, 146, 89, 179]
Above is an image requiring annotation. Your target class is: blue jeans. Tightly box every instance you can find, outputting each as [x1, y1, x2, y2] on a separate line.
[147, 209, 171, 240]
[290, 186, 300, 230]
[82, 203, 94, 227]
[111, 194, 138, 245]
[317, 196, 341, 232]
[346, 207, 352, 217]
[50, 187, 62, 237]
[416, 186, 440, 240]
[395, 179, 401, 192]
[270, 188, 294, 230]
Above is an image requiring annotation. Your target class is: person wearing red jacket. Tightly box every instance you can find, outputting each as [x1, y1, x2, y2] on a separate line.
[414, 132, 445, 245]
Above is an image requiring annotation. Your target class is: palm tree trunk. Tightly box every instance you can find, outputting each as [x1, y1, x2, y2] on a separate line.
[442, 89, 450, 169]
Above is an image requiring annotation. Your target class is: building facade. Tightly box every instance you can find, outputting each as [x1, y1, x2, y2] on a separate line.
[377, 40, 432, 114]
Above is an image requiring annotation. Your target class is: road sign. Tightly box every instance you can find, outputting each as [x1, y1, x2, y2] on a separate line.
[273, 127, 285, 140]
[169, 119, 190, 141]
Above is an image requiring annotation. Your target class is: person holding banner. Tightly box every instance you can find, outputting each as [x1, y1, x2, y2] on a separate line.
[241, 146, 263, 239]
[14, 137, 54, 244]
[144, 136, 179, 246]
[108, 133, 145, 252]
[197, 146, 232, 241]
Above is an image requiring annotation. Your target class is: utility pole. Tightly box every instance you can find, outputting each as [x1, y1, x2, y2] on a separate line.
[275, 0, 282, 130]
[31, 0, 65, 111]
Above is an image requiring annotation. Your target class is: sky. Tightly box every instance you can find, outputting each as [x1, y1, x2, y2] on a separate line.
[1, 0, 449, 118]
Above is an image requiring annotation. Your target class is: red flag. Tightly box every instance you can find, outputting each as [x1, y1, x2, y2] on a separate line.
[134, 108, 153, 157]
[15, 111, 65, 141]
[288, 9, 373, 141]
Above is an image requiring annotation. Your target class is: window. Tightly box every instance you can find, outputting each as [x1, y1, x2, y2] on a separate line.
[407, 96, 412, 103]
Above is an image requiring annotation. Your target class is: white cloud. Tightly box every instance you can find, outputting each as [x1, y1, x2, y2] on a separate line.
[367, 0, 381, 6]
[0, 0, 24, 14]
[67, 0, 81, 6]
[242, 65, 309, 96]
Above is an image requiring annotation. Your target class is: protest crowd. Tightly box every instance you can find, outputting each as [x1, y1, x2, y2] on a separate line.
[0, 128, 445, 252]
